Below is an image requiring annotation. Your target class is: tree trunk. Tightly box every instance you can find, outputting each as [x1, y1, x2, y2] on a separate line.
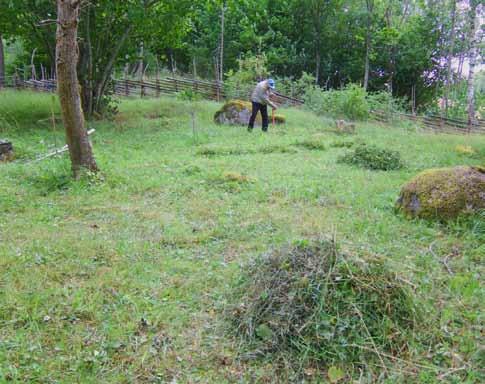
[137, 42, 144, 80]
[56, 0, 98, 178]
[466, 1, 479, 131]
[220, 2, 225, 83]
[363, 0, 374, 91]
[85, 4, 94, 118]
[315, 49, 321, 85]
[363, 41, 370, 91]
[444, 0, 457, 116]
[93, 24, 132, 113]
[312, 1, 323, 85]
[0, 34, 5, 88]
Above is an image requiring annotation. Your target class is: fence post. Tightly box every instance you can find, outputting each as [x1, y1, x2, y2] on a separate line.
[140, 78, 145, 98]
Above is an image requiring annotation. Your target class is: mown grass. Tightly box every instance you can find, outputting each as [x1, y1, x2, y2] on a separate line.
[0, 89, 484, 383]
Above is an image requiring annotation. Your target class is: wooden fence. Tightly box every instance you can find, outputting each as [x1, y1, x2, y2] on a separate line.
[2, 74, 483, 134]
[371, 110, 485, 135]
[1, 75, 304, 107]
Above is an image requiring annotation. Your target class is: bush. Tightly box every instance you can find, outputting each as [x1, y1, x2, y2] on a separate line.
[304, 84, 369, 121]
[304, 85, 405, 121]
[367, 91, 405, 117]
[339, 144, 404, 170]
[224, 54, 269, 100]
[227, 239, 422, 369]
[276, 72, 316, 100]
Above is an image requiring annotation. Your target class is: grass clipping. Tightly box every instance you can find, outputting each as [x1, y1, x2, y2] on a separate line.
[339, 144, 403, 170]
[227, 240, 421, 367]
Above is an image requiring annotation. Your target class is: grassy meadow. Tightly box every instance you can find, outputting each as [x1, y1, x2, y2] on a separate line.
[0, 90, 484, 383]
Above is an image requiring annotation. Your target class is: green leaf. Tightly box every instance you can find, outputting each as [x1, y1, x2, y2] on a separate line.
[255, 324, 273, 341]
[328, 366, 345, 383]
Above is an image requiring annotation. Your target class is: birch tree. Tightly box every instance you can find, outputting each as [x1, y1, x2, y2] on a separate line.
[444, 0, 457, 116]
[466, 0, 480, 129]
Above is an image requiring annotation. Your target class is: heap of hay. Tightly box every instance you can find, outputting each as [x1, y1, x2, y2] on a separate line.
[338, 144, 403, 170]
[396, 166, 485, 220]
[227, 239, 421, 367]
[214, 100, 286, 126]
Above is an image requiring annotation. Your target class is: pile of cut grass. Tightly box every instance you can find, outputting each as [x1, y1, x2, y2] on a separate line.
[227, 239, 426, 374]
[197, 144, 296, 156]
[339, 144, 404, 170]
[293, 139, 327, 151]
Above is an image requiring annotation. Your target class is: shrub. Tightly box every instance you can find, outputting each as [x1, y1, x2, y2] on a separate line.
[226, 239, 422, 369]
[455, 145, 475, 156]
[304, 84, 369, 121]
[224, 54, 269, 100]
[339, 144, 404, 170]
[304, 85, 405, 121]
[176, 89, 203, 102]
[276, 72, 316, 100]
[367, 91, 405, 117]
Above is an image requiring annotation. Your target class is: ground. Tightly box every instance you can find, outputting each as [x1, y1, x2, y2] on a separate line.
[0, 90, 484, 383]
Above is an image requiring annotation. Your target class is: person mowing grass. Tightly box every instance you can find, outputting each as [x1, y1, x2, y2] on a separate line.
[248, 78, 278, 133]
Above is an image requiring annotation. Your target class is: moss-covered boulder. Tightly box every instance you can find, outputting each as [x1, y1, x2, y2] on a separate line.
[396, 166, 485, 220]
[214, 99, 285, 126]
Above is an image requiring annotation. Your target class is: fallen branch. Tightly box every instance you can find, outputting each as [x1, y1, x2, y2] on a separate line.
[34, 129, 95, 162]
[442, 254, 453, 275]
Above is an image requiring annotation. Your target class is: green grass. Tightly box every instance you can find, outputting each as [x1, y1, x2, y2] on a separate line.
[0, 89, 484, 383]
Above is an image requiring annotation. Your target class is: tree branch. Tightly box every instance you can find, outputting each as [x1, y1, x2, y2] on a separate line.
[95, 24, 133, 110]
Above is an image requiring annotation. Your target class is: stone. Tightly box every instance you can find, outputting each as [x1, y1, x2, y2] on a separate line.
[335, 119, 356, 134]
[214, 100, 285, 126]
[0, 140, 14, 162]
[396, 166, 485, 220]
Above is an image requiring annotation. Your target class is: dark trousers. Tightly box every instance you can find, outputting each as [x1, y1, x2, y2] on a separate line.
[248, 102, 269, 131]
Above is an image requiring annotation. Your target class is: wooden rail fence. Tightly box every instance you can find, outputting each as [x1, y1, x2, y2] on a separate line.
[371, 110, 485, 135]
[1, 75, 304, 107]
[2, 75, 483, 134]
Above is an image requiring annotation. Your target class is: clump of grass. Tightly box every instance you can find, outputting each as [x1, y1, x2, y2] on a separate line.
[293, 139, 327, 151]
[222, 172, 255, 183]
[258, 145, 296, 154]
[338, 144, 403, 170]
[183, 164, 202, 175]
[455, 145, 475, 156]
[197, 145, 295, 157]
[197, 146, 249, 156]
[330, 140, 354, 148]
[226, 239, 423, 371]
[207, 171, 256, 193]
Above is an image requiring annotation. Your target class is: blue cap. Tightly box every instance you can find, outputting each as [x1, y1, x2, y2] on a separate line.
[268, 78, 275, 89]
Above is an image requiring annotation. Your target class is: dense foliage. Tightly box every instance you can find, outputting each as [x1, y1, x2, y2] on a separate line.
[0, 0, 483, 116]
